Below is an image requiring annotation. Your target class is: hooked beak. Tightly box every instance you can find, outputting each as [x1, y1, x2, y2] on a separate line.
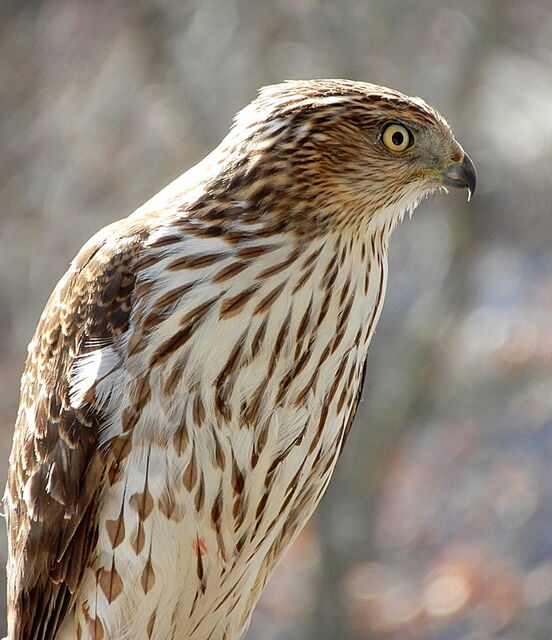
[441, 153, 477, 201]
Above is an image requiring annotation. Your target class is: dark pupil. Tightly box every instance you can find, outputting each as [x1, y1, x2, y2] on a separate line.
[392, 130, 405, 146]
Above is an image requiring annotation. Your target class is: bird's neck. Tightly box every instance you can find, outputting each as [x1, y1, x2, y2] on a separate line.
[133, 136, 413, 247]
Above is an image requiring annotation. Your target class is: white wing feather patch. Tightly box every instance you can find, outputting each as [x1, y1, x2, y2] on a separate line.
[69, 345, 121, 410]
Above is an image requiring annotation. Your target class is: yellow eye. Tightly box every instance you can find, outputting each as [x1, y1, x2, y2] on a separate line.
[381, 123, 413, 152]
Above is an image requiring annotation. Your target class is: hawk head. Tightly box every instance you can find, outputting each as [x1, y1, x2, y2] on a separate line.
[225, 79, 476, 233]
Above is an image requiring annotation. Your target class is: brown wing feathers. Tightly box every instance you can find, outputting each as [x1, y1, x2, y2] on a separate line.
[5, 225, 144, 640]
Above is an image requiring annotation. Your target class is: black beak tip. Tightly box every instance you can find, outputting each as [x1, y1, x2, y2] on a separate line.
[442, 153, 477, 200]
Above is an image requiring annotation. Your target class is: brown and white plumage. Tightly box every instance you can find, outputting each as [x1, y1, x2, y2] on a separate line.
[4, 79, 475, 640]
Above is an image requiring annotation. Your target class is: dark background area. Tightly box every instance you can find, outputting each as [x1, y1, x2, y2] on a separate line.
[1, 1, 552, 638]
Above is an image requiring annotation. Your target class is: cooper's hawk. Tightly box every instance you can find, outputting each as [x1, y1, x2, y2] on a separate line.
[5, 79, 476, 640]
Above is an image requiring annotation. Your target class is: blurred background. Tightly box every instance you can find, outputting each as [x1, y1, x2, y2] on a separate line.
[1, 0, 552, 638]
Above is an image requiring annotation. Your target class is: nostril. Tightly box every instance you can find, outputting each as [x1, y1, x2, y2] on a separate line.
[450, 152, 462, 163]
